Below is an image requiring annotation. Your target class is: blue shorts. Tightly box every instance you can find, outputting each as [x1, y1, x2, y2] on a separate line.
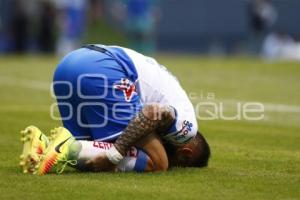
[53, 46, 142, 141]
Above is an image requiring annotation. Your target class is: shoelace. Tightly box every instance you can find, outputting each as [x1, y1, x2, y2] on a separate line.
[56, 158, 77, 174]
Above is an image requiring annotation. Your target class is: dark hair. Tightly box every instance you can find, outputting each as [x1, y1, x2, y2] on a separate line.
[193, 131, 211, 167]
[164, 131, 211, 168]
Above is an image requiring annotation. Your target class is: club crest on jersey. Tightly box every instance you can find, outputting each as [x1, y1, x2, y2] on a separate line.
[114, 78, 137, 102]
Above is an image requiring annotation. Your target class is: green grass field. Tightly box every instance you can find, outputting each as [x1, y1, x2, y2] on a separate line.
[0, 55, 299, 200]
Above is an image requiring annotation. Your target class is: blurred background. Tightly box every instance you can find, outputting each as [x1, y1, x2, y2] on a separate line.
[0, 1, 300, 197]
[0, 0, 300, 60]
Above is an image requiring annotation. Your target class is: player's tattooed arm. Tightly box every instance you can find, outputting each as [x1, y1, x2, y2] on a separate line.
[85, 104, 175, 171]
[114, 104, 176, 156]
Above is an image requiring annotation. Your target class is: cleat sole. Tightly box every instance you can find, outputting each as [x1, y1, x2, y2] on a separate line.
[19, 126, 48, 175]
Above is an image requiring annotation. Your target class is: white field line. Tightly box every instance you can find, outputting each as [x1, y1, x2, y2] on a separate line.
[191, 98, 300, 113]
[0, 76, 50, 91]
[0, 105, 50, 112]
[220, 99, 300, 113]
[1, 76, 299, 113]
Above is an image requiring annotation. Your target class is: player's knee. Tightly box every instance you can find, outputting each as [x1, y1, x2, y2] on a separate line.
[154, 159, 168, 172]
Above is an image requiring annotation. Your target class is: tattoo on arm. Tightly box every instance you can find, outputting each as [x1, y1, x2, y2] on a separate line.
[114, 104, 176, 156]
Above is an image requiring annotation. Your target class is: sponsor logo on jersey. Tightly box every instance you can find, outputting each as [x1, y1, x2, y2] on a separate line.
[93, 141, 113, 150]
[174, 120, 193, 142]
[113, 78, 137, 102]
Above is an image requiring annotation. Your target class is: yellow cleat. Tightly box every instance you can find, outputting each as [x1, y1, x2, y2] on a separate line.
[19, 126, 49, 174]
[38, 127, 76, 175]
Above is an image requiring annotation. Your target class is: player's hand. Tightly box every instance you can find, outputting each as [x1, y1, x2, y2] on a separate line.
[85, 154, 117, 172]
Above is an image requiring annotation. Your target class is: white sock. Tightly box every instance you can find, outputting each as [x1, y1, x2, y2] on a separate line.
[75, 140, 148, 172]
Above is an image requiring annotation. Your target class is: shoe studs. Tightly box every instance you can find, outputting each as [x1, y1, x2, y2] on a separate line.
[20, 130, 26, 136]
[19, 161, 25, 166]
[20, 128, 33, 142]
[19, 126, 42, 174]
[35, 164, 39, 170]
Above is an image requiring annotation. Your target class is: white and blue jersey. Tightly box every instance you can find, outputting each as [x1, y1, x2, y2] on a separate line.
[53, 44, 197, 145]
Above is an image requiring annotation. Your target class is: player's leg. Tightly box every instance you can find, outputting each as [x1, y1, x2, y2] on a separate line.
[82, 132, 169, 172]
[39, 46, 130, 174]
[38, 48, 101, 175]
[37, 126, 166, 174]
[52, 48, 93, 141]
[73, 140, 156, 172]
[75, 132, 168, 172]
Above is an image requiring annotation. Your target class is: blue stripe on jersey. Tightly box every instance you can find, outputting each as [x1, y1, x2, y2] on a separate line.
[94, 45, 139, 82]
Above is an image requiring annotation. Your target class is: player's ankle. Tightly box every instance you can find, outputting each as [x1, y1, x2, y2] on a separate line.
[67, 140, 81, 160]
